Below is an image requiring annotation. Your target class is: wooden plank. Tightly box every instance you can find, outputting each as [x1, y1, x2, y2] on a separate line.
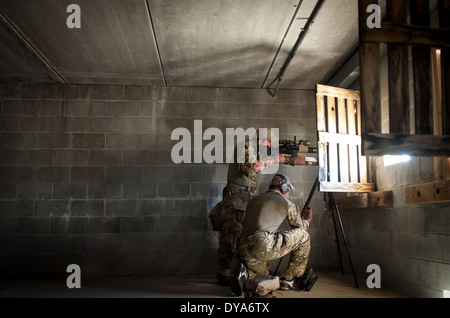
[387, 0, 410, 135]
[360, 43, 381, 135]
[363, 133, 450, 157]
[410, 0, 433, 135]
[337, 98, 349, 182]
[337, 191, 393, 209]
[316, 93, 326, 132]
[327, 96, 339, 182]
[347, 99, 359, 183]
[318, 132, 361, 146]
[439, 0, 450, 135]
[318, 141, 328, 183]
[317, 84, 360, 100]
[320, 182, 376, 193]
[405, 179, 450, 204]
[360, 22, 450, 49]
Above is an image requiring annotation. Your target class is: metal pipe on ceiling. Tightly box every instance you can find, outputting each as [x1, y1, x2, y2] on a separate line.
[266, 0, 325, 97]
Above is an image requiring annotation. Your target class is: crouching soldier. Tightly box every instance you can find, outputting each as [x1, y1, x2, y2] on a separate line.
[238, 174, 317, 295]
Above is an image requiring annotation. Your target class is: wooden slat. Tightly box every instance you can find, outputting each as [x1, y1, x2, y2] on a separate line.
[337, 98, 349, 183]
[360, 22, 450, 49]
[316, 93, 326, 132]
[360, 43, 381, 136]
[363, 133, 450, 157]
[317, 84, 360, 100]
[439, 1, 450, 136]
[337, 191, 393, 209]
[327, 96, 339, 182]
[410, 0, 433, 135]
[320, 182, 376, 193]
[347, 100, 359, 183]
[387, 0, 410, 135]
[318, 141, 328, 183]
[405, 179, 450, 204]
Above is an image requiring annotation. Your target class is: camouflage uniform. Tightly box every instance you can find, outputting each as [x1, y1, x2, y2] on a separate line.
[214, 139, 296, 283]
[238, 190, 311, 278]
[215, 139, 260, 282]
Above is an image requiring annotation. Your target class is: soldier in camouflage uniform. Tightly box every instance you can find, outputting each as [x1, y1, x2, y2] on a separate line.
[238, 174, 312, 290]
[215, 131, 307, 286]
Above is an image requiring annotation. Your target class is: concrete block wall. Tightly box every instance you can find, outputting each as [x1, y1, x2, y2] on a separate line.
[0, 82, 334, 279]
[339, 158, 450, 298]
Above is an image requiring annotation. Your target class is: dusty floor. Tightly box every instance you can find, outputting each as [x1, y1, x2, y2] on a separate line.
[0, 271, 409, 298]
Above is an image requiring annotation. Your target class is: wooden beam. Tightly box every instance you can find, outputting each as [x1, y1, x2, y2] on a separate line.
[360, 22, 450, 49]
[387, 0, 410, 135]
[359, 0, 381, 136]
[405, 179, 450, 204]
[337, 191, 393, 209]
[410, 0, 433, 135]
[363, 133, 450, 157]
[439, 1, 450, 135]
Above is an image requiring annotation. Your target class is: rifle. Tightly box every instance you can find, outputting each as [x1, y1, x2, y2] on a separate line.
[279, 137, 317, 158]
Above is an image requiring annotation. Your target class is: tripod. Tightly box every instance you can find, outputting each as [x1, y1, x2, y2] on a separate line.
[273, 176, 359, 289]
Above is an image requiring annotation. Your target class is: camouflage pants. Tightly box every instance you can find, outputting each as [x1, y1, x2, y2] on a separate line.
[216, 205, 245, 278]
[238, 228, 311, 278]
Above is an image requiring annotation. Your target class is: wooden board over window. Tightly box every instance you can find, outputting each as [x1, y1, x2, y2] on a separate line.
[316, 84, 376, 193]
[358, 0, 450, 157]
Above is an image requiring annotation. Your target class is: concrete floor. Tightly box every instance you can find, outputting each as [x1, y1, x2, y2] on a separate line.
[0, 271, 409, 298]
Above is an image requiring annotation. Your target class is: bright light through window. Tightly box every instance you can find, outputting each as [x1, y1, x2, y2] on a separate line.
[383, 155, 411, 167]
[444, 290, 450, 298]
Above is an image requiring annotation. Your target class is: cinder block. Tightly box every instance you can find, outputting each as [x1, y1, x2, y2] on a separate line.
[88, 150, 122, 165]
[15, 218, 50, 234]
[35, 167, 70, 182]
[86, 217, 120, 233]
[106, 167, 139, 183]
[207, 103, 238, 119]
[123, 118, 155, 133]
[107, 101, 140, 116]
[53, 183, 87, 199]
[89, 117, 124, 132]
[157, 183, 190, 199]
[0, 150, 17, 165]
[106, 133, 152, 150]
[17, 183, 52, 200]
[157, 87, 190, 102]
[0, 200, 33, 217]
[222, 88, 254, 103]
[0, 184, 17, 199]
[90, 85, 124, 100]
[72, 101, 106, 117]
[1, 133, 37, 149]
[34, 200, 69, 217]
[65, 84, 90, 100]
[35, 133, 70, 149]
[123, 150, 155, 166]
[2, 100, 37, 116]
[141, 200, 175, 216]
[105, 200, 138, 216]
[18, 150, 52, 165]
[71, 200, 104, 217]
[54, 150, 88, 166]
[0, 82, 21, 99]
[120, 216, 156, 233]
[20, 117, 54, 132]
[71, 167, 105, 182]
[72, 133, 105, 149]
[124, 85, 154, 101]
[0, 167, 34, 182]
[0, 116, 20, 131]
[37, 100, 67, 117]
[156, 101, 207, 118]
[190, 87, 222, 102]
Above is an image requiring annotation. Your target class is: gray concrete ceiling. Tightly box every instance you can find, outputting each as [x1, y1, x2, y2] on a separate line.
[0, 0, 359, 90]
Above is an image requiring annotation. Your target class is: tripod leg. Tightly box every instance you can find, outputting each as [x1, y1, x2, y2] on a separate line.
[328, 194, 344, 275]
[329, 193, 359, 289]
